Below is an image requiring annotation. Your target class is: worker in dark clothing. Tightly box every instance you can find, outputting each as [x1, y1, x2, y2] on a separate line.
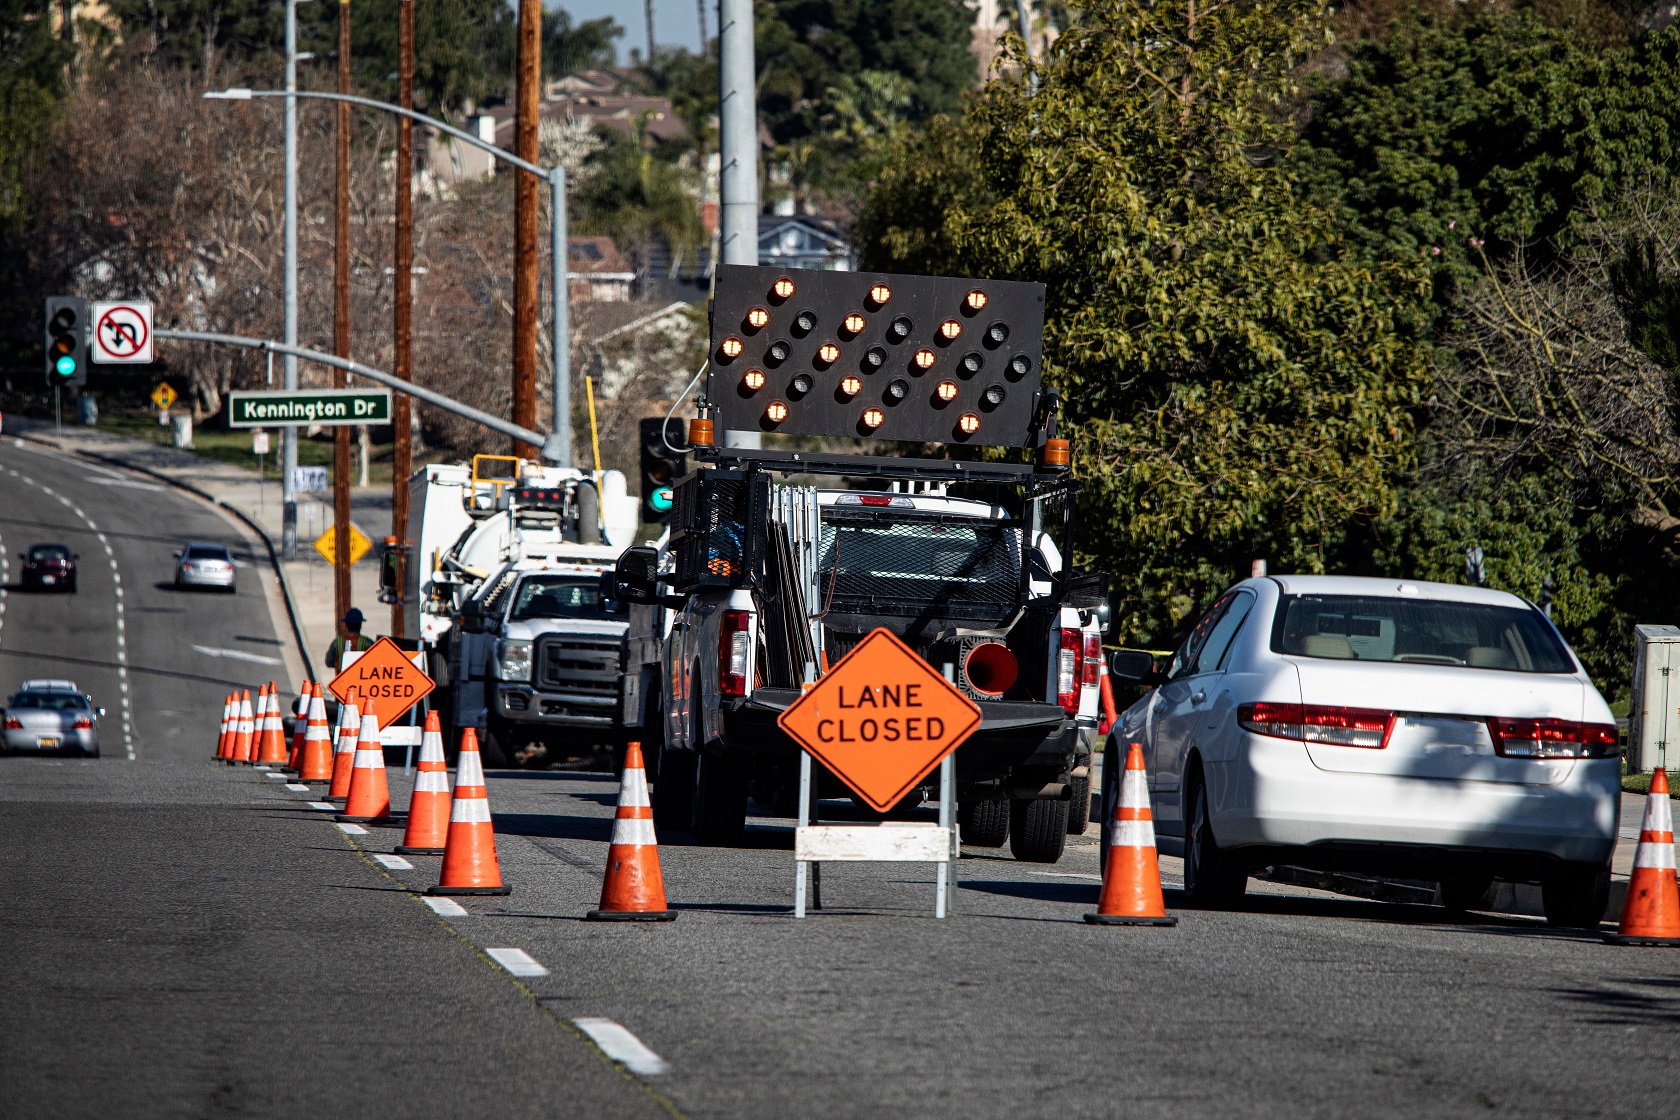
[325, 608, 375, 672]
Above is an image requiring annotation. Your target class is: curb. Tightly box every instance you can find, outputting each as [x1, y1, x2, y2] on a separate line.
[10, 431, 318, 684]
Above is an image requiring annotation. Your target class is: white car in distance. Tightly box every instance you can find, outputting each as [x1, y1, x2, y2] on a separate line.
[1104, 575, 1620, 927]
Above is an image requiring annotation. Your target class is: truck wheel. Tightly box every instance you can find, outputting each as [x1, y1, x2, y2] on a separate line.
[479, 720, 512, 769]
[1065, 774, 1091, 835]
[958, 799, 1009, 847]
[1009, 797, 1068, 863]
[651, 745, 694, 832]
[691, 748, 748, 844]
[1184, 771, 1247, 907]
[1541, 863, 1611, 929]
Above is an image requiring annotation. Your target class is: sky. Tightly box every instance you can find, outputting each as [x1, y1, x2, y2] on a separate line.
[550, 0, 704, 57]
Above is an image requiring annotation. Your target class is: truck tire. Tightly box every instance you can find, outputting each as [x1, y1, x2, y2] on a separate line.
[479, 720, 512, 769]
[1065, 774, 1091, 835]
[691, 748, 748, 844]
[651, 745, 695, 832]
[1009, 797, 1068, 863]
[959, 799, 1009, 847]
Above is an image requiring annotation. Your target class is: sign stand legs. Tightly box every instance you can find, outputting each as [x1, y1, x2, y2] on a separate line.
[936, 751, 954, 919]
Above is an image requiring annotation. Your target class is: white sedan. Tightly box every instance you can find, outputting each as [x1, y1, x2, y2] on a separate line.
[1104, 575, 1620, 927]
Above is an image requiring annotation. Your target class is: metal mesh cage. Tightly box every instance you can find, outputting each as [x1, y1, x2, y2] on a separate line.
[671, 470, 768, 590]
[815, 513, 1022, 623]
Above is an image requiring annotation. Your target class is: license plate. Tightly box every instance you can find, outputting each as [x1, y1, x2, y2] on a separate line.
[37, 737, 60, 748]
[40, 575, 55, 584]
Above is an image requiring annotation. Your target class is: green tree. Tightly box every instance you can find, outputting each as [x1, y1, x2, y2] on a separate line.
[0, 0, 72, 225]
[543, 10, 621, 79]
[574, 115, 705, 272]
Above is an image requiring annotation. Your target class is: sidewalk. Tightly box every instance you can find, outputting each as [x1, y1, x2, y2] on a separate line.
[4, 415, 392, 686]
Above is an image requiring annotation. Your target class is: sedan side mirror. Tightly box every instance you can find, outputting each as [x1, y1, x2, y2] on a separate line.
[72, 553, 80, 561]
[1108, 649, 1162, 686]
[97, 708, 106, 717]
[172, 550, 182, 558]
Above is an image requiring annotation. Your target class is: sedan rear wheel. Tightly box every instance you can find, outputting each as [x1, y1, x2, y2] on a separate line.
[1184, 772, 1247, 908]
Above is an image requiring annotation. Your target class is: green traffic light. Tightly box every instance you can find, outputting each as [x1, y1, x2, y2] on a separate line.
[55, 356, 77, 376]
[648, 487, 674, 513]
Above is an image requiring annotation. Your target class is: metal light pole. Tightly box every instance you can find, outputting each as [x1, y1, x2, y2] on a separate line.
[281, 0, 299, 558]
[512, 0, 540, 460]
[332, 0, 352, 626]
[718, 0, 759, 449]
[390, 0, 414, 639]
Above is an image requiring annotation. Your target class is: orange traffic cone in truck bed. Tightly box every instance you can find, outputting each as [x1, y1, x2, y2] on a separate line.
[587, 741, 675, 922]
[1086, 741, 1177, 927]
[1606, 767, 1680, 946]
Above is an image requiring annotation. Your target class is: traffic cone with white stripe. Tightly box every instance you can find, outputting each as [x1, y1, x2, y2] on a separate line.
[1605, 767, 1680, 946]
[338, 714, 392, 822]
[587, 741, 675, 921]
[230, 688, 256, 765]
[326, 689, 360, 801]
[255, 681, 289, 765]
[397, 711, 451, 855]
[214, 693, 234, 760]
[1086, 741, 1177, 927]
[286, 684, 311, 772]
[429, 728, 510, 896]
[297, 684, 334, 783]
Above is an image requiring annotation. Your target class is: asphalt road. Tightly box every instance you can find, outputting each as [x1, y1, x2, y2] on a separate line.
[4, 435, 1679, 1118]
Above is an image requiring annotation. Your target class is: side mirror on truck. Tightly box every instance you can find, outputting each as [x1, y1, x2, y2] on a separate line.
[610, 545, 660, 604]
[1108, 649, 1163, 686]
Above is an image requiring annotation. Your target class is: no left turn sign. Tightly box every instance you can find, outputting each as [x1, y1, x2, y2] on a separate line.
[91, 301, 153, 364]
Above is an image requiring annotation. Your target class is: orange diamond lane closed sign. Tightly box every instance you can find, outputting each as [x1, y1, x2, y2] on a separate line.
[778, 628, 981, 813]
[328, 636, 435, 730]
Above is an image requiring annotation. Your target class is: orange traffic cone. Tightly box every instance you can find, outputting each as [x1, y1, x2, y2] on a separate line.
[1606, 767, 1680, 946]
[327, 688, 360, 801]
[287, 683, 311, 771]
[214, 693, 234, 760]
[230, 688, 256, 765]
[1086, 742, 1177, 927]
[338, 714, 392, 822]
[429, 728, 510, 896]
[587, 741, 675, 922]
[1097, 660, 1118, 736]
[397, 711, 451, 855]
[297, 685, 334, 782]
[255, 682, 289, 765]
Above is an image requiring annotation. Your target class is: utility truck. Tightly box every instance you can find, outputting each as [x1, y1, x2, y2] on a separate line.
[401, 456, 638, 766]
[613, 265, 1107, 863]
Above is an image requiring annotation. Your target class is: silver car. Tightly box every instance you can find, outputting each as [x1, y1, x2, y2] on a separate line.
[174, 542, 237, 591]
[2, 680, 102, 757]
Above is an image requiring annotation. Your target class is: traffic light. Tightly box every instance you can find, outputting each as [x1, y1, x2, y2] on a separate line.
[705, 265, 1046, 447]
[43, 296, 88, 389]
[639, 417, 688, 523]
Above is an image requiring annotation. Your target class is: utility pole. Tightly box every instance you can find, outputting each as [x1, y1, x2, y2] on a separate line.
[718, 0, 759, 449]
[281, 0, 299, 559]
[512, 0, 540, 460]
[644, 0, 655, 64]
[390, 0, 413, 639]
[333, 0, 353, 624]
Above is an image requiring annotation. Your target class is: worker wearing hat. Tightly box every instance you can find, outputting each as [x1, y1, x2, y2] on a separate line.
[325, 608, 375, 672]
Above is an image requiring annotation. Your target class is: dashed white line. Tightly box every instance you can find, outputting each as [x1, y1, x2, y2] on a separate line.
[486, 947, 548, 978]
[572, 1018, 669, 1076]
[336, 823, 369, 835]
[308, 802, 337, 811]
[263, 772, 287, 780]
[286, 783, 311, 791]
[193, 644, 283, 666]
[423, 897, 468, 917]
[371, 854, 414, 870]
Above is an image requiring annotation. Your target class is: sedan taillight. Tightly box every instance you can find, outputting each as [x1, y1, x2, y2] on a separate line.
[1239, 702, 1395, 749]
[719, 610, 751, 698]
[3, 717, 20, 730]
[1487, 717, 1618, 759]
[71, 717, 93, 730]
[1057, 628, 1080, 714]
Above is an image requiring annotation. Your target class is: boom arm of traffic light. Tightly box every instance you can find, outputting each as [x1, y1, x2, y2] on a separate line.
[155, 329, 567, 464]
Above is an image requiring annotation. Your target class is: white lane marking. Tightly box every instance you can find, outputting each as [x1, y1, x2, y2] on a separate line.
[308, 801, 337, 811]
[286, 783, 311, 791]
[193, 644, 283, 666]
[1031, 871, 1104, 882]
[423, 897, 468, 917]
[371, 854, 414, 870]
[85, 475, 165, 492]
[486, 947, 549, 978]
[336, 822, 369, 835]
[264, 772, 287, 780]
[572, 1018, 670, 1076]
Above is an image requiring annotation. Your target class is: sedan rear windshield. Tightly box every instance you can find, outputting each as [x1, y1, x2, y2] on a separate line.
[27, 546, 69, 561]
[186, 545, 230, 560]
[9, 692, 88, 710]
[1273, 595, 1575, 673]
[509, 576, 623, 621]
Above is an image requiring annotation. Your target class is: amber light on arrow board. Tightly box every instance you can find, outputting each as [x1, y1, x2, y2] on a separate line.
[743, 370, 766, 391]
[746, 307, 770, 329]
[772, 277, 796, 300]
[720, 337, 744, 359]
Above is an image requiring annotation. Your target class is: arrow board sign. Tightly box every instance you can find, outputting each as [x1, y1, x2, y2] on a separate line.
[91, 301, 154, 364]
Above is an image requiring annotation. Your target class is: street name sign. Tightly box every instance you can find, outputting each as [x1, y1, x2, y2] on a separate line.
[227, 389, 391, 427]
[329, 636, 435, 729]
[91, 301, 153, 364]
[778, 628, 981, 813]
[313, 523, 372, 566]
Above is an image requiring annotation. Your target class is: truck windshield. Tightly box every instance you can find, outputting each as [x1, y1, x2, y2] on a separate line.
[509, 576, 623, 621]
[1272, 594, 1574, 672]
[817, 515, 1021, 616]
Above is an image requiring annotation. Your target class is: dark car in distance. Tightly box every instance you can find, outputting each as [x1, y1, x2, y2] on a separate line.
[20, 544, 77, 592]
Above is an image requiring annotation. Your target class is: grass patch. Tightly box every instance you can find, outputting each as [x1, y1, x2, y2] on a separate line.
[1622, 772, 1679, 797]
[99, 411, 395, 487]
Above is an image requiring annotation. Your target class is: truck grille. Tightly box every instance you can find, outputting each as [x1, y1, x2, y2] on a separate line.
[536, 636, 621, 695]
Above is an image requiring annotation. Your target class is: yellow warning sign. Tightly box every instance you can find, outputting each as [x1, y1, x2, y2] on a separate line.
[151, 382, 177, 410]
[313, 523, 372, 566]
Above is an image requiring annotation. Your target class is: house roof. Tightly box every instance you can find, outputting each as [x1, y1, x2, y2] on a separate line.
[487, 92, 686, 146]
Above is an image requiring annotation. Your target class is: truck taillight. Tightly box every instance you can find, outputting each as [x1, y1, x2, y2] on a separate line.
[1057, 628, 1080, 714]
[1080, 632, 1101, 689]
[720, 610, 751, 697]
